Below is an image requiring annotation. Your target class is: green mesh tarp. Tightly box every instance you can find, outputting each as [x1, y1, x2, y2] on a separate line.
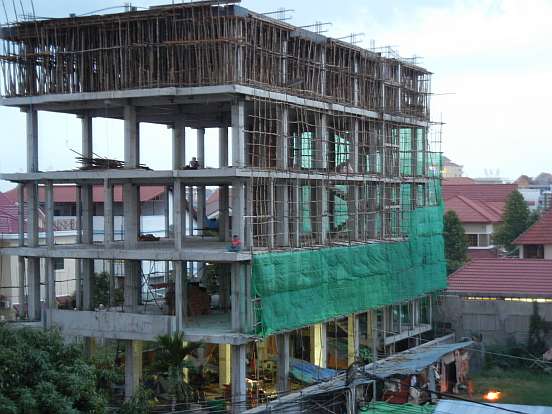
[251, 205, 446, 337]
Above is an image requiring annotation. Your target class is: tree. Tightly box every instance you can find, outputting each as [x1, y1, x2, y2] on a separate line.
[443, 210, 468, 275]
[154, 333, 201, 412]
[493, 190, 530, 252]
[0, 325, 106, 413]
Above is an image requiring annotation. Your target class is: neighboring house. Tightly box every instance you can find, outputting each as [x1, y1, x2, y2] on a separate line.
[513, 208, 552, 259]
[514, 172, 552, 211]
[443, 182, 516, 258]
[438, 258, 552, 347]
[442, 156, 463, 178]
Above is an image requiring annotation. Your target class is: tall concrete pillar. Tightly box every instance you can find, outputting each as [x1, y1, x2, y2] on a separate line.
[231, 344, 247, 414]
[219, 128, 230, 241]
[45, 181, 56, 326]
[172, 119, 186, 170]
[310, 323, 327, 368]
[25, 109, 40, 321]
[17, 184, 25, 318]
[219, 344, 231, 387]
[231, 180, 245, 245]
[196, 128, 206, 282]
[174, 260, 187, 331]
[75, 186, 82, 310]
[123, 104, 142, 399]
[173, 179, 186, 250]
[231, 100, 245, 168]
[277, 333, 290, 393]
[347, 314, 360, 367]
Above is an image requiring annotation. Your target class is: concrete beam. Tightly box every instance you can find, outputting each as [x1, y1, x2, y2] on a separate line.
[231, 344, 247, 414]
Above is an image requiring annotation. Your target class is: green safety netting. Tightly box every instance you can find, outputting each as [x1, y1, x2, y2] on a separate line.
[251, 202, 446, 337]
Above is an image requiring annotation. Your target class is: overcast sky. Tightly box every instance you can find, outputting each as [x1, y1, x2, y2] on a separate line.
[1, 0, 551, 191]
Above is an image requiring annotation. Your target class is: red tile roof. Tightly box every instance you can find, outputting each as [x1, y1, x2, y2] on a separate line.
[442, 183, 517, 202]
[0, 191, 19, 233]
[447, 258, 552, 297]
[442, 177, 476, 185]
[513, 208, 552, 245]
[445, 195, 504, 223]
[3, 185, 165, 203]
[467, 248, 499, 260]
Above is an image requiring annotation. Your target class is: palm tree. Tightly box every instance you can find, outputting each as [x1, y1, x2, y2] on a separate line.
[155, 332, 201, 412]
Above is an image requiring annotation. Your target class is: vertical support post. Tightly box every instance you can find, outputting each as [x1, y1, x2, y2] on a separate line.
[104, 179, 114, 246]
[75, 186, 82, 310]
[231, 344, 247, 414]
[320, 46, 327, 96]
[124, 105, 139, 168]
[172, 119, 186, 170]
[45, 181, 56, 321]
[81, 116, 94, 325]
[17, 184, 25, 317]
[231, 180, 245, 245]
[124, 340, 143, 400]
[173, 179, 186, 250]
[347, 314, 360, 367]
[281, 39, 288, 86]
[174, 260, 187, 331]
[310, 323, 327, 368]
[277, 333, 290, 393]
[25, 109, 40, 321]
[314, 113, 328, 170]
[187, 187, 194, 237]
[371, 310, 378, 402]
[231, 100, 245, 168]
[196, 128, 206, 281]
[219, 344, 232, 387]
[230, 263, 245, 332]
[219, 127, 230, 241]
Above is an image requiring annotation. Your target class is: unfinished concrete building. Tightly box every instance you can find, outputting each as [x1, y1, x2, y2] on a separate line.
[0, 1, 446, 411]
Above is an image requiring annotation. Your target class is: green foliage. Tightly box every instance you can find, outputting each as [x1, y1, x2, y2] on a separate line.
[528, 302, 550, 355]
[93, 272, 123, 307]
[119, 386, 155, 414]
[443, 210, 468, 275]
[0, 325, 107, 413]
[493, 190, 530, 252]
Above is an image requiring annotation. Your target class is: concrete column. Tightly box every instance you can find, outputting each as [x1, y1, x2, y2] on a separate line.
[104, 180, 114, 246]
[231, 344, 247, 414]
[172, 119, 186, 170]
[45, 182, 56, 318]
[314, 113, 328, 170]
[219, 344, 231, 387]
[219, 127, 230, 244]
[313, 183, 328, 245]
[174, 260, 187, 331]
[197, 128, 206, 234]
[17, 185, 25, 317]
[320, 47, 327, 96]
[125, 340, 143, 400]
[275, 180, 289, 247]
[124, 105, 139, 168]
[310, 323, 327, 368]
[173, 179, 186, 250]
[75, 187, 82, 310]
[187, 187, 194, 237]
[281, 39, 288, 85]
[276, 107, 289, 170]
[26, 183, 40, 321]
[26, 109, 38, 172]
[268, 178, 275, 249]
[231, 100, 245, 168]
[231, 180, 245, 245]
[230, 263, 245, 332]
[347, 314, 360, 367]
[277, 333, 290, 393]
[353, 56, 360, 106]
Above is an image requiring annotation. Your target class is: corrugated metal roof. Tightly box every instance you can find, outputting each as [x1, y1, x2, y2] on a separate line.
[361, 402, 435, 413]
[447, 258, 552, 297]
[368, 341, 472, 379]
[514, 208, 552, 245]
[436, 400, 552, 414]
